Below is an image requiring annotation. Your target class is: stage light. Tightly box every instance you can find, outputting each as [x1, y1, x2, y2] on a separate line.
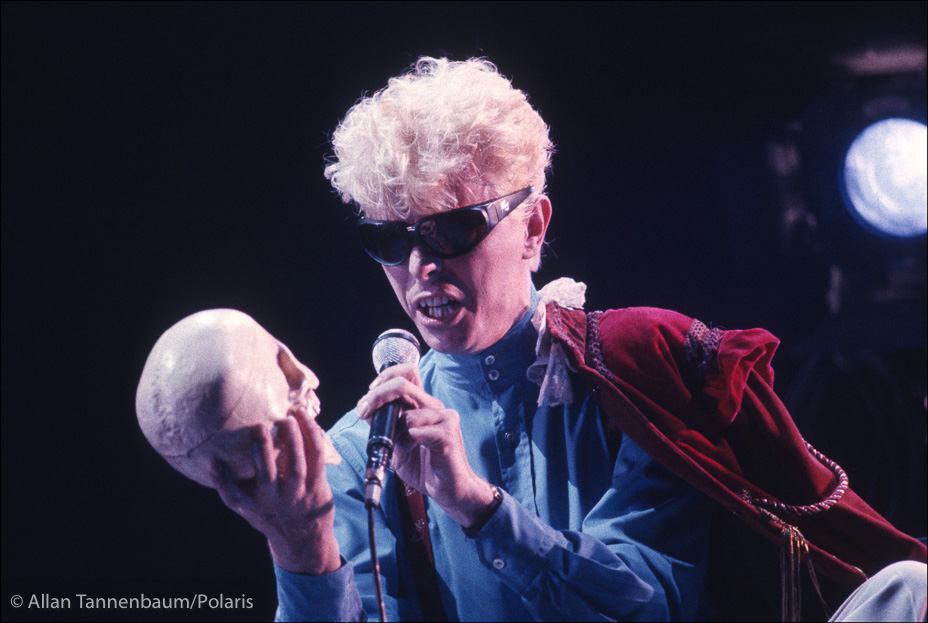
[841, 117, 928, 239]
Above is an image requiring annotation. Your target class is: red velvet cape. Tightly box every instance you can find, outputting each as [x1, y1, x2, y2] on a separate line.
[545, 302, 927, 588]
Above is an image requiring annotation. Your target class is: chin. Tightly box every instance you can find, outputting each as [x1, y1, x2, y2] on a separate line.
[416, 328, 465, 355]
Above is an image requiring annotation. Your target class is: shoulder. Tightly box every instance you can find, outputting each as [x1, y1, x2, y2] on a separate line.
[550, 304, 696, 371]
[543, 304, 701, 426]
[586, 307, 698, 390]
[593, 306, 696, 351]
[552, 303, 781, 426]
[582, 305, 778, 387]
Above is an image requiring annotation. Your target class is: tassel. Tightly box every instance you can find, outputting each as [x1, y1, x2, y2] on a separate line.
[746, 507, 830, 622]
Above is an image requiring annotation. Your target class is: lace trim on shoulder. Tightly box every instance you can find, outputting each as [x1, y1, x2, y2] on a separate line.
[586, 310, 617, 384]
[683, 319, 723, 387]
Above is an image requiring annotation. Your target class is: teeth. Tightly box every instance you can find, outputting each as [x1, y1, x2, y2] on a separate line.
[289, 392, 321, 418]
[417, 296, 460, 319]
[418, 296, 451, 308]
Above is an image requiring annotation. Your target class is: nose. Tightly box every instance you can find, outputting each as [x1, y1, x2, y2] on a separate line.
[407, 244, 442, 280]
[278, 345, 315, 395]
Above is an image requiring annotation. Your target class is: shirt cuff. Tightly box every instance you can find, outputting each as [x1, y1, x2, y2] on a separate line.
[274, 558, 365, 622]
[467, 489, 566, 594]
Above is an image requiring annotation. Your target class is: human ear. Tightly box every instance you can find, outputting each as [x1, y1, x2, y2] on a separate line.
[522, 195, 552, 260]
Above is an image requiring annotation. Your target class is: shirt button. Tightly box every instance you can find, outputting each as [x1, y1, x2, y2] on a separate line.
[484, 355, 496, 365]
[488, 369, 500, 381]
[504, 431, 518, 446]
[492, 558, 506, 570]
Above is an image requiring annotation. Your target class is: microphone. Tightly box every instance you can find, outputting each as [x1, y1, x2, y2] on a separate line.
[364, 329, 421, 508]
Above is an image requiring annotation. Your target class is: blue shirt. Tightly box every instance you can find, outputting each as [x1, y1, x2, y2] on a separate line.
[276, 289, 712, 621]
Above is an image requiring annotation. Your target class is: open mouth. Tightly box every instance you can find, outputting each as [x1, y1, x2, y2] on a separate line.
[417, 295, 463, 320]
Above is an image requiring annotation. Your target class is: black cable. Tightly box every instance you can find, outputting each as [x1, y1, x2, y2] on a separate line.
[368, 504, 387, 622]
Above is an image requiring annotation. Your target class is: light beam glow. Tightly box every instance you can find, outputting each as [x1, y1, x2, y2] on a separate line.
[842, 117, 928, 238]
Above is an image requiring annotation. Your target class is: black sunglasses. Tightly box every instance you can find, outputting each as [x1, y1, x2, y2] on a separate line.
[358, 186, 535, 266]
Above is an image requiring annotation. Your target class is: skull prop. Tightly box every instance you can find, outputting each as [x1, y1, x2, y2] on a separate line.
[136, 309, 340, 487]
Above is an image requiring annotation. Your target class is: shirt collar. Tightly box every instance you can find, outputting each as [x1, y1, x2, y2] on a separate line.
[428, 285, 540, 391]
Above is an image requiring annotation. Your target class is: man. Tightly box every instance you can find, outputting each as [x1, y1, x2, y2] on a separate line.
[210, 56, 711, 622]
[209, 57, 925, 622]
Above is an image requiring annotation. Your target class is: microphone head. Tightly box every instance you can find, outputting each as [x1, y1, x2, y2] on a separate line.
[372, 329, 421, 373]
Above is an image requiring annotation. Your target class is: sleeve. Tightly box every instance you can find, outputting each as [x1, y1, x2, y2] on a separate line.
[468, 434, 713, 622]
[274, 559, 365, 622]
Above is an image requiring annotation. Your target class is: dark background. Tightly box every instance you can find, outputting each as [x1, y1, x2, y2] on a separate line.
[2, 3, 925, 621]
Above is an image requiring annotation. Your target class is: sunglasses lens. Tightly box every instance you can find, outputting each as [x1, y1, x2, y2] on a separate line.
[421, 209, 489, 257]
[359, 221, 409, 265]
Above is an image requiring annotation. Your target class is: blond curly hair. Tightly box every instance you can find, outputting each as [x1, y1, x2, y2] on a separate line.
[324, 57, 554, 221]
